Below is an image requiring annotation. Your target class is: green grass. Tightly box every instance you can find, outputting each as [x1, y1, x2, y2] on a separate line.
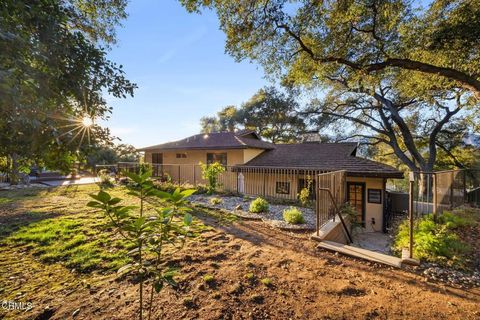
[0, 184, 232, 275]
[6, 213, 133, 272]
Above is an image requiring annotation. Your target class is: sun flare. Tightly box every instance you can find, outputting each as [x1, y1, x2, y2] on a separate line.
[82, 116, 94, 127]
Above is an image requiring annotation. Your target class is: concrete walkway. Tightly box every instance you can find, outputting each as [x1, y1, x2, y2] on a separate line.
[39, 177, 99, 187]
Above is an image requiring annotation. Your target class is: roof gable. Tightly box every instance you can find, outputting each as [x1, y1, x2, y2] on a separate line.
[138, 131, 275, 151]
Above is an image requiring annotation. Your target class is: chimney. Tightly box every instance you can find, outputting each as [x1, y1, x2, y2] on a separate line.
[301, 131, 322, 143]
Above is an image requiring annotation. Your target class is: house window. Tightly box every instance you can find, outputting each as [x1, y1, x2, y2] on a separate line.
[151, 153, 162, 164]
[276, 181, 290, 195]
[176, 153, 187, 159]
[207, 153, 227, 166]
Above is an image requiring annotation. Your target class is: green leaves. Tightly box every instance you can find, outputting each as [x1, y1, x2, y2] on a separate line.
[87, 167, 199, 315]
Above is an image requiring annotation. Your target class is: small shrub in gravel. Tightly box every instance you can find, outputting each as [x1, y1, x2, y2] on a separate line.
[210, 197, 223, 205]
[283, 207, 305, 224]
[249, 197, 269, 213]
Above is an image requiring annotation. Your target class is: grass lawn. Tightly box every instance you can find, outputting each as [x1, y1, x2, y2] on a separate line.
[0, 184, 479, 320]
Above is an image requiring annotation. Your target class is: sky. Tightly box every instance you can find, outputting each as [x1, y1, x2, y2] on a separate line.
[103, 0, 269, 148]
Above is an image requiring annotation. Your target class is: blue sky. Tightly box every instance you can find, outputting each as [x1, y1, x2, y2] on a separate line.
[103, 0, 269, 148]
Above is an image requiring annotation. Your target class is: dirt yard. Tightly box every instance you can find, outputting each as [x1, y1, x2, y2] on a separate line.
[0, 186, 479, 320]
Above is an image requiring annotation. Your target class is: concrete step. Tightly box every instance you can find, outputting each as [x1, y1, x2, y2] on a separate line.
[317, 240, 403, 268]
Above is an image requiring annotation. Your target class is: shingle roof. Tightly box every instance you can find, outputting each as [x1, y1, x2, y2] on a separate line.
[241, 143, 403, 178]
[138, 131, 276, 151]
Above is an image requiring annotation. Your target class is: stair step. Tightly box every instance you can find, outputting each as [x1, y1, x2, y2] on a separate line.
[317, 240, 403, 268]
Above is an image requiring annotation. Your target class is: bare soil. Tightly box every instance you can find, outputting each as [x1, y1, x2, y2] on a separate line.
[1, 188, 479, 320]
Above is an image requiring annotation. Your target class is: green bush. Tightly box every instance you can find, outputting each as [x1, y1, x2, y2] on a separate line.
[200, 162, 225, 194]
[97, 169, 115, 189]
[249, 197, 269, 213]
[297, 175, 313, 207]
[393, 213, 472, 266]
[209, 197, 223, 205]
[282, 207, 305, 224]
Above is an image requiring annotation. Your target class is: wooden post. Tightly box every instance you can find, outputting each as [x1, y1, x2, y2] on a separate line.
[193, 165, 196, 186]
[316, 177, 320, 237]
[263, 170, 266, 197]
[408, 173, 415, 259]
[450, 170, 454, 209]
[433, 173, 437, 222]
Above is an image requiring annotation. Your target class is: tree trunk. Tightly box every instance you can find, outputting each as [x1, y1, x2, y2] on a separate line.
[10, 154, 20, 185]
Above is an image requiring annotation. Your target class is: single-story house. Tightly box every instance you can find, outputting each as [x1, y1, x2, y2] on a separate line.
[138, 130, 403, 232]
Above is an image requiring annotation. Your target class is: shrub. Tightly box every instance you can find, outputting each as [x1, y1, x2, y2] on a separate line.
[393, 213, 471, 267]
[209, 197, 223, 205]
[341, 203, 362, 233]
[249, 197, 269, 213]
[282, 207, 305, 224]
[200, 162, 225, 194]
[97, 169, 115, 189]
[88, 170, 196, 320]
[297, 175, 313, 207]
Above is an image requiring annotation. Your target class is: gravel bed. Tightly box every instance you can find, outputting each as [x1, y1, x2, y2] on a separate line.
[189, 194, 315, 231]
[417, 263, 480, 288]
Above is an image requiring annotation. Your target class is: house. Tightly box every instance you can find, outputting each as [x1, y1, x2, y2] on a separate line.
[138, 130, 403, 232]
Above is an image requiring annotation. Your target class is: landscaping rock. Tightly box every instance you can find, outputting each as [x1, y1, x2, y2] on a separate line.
[419, 263, 480, 288]
[189, 194, 316, 230]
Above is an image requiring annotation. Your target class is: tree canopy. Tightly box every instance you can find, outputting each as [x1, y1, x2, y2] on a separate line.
[0, 0, 135, 181]
[182, 0, 480, 171]
[200, 87, 306, 143]
[180, 0, 480, 99]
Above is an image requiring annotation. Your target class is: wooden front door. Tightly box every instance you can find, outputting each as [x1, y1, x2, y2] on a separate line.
[347, 182, 366, 226]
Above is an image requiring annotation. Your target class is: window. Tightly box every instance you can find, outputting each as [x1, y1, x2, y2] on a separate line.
[151, 153, 162, 164]
[207, 153, 227, 166]
[176, 153, 187, 159]
[367, 189, 382, 204]
[276, 181, 290, 195]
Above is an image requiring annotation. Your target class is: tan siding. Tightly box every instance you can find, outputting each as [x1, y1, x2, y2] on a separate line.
[346, 176, 384, 232]
[243, 148, 264, 163]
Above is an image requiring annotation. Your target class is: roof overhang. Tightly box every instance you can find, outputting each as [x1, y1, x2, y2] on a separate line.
[231, 165, 403, 179]
[137, 145, 272, 152]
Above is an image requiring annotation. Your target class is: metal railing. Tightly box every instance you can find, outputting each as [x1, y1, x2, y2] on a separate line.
[99, 162, 328, 203]
[316, 170, 347, 230]
[409, 169, 480, 217]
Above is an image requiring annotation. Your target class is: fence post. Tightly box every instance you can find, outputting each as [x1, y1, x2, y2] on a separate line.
[408, 173, 415, 259]
[262, 170, 266, 197]
[193, 165, 196, 186]
[316, 176, 320, 237]
[450, 170, 454, 209]
[433, 173, 437, 222]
